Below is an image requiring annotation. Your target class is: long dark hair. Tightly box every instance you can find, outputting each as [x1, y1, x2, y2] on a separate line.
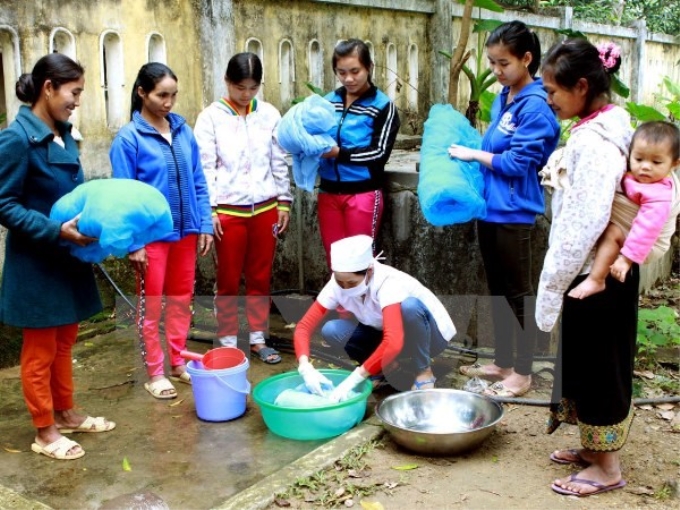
[332, 39, 373, 81]
[130, 62, 177, 120]
[542, 38, 620, 106]
[486, 20, 541, 77]
[225, 52, 263, 84]
[16, 53, 84, 106]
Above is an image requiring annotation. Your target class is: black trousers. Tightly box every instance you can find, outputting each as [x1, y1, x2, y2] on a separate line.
[477, 221, 539, 375]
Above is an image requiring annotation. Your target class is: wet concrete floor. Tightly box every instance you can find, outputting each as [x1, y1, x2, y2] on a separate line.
[0, 310, 364, 510]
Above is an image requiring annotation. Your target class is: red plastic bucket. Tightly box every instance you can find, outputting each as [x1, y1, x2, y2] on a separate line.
[180, 347, 246, 370]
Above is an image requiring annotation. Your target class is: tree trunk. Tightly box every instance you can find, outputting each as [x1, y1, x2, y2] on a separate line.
[447, 0, 475, 108]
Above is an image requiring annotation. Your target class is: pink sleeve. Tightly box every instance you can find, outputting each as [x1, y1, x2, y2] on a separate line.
[620, 174, 674, 264]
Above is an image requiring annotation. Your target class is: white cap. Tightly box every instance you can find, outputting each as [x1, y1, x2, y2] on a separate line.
[330, 235, 374, 272]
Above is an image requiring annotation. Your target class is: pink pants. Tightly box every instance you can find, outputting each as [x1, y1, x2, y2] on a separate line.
[21, 324, 79, 428]
[214, 208, 277, 337]
[317, 190, 384, 267]
[136, 235, 197, 377]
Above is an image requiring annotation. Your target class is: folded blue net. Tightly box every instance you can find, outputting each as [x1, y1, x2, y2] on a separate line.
[418, 104, 486, 225]
[50, 178, 173, 263]
[277, 94, 337, 192]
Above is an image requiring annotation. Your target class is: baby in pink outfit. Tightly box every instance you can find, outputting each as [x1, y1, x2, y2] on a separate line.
[569, 120, 679, 299]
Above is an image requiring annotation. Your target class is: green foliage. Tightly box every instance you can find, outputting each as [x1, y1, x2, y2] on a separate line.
[636, 305, 680, 368]
[458, 0, 504, 13]
[625, 76, 680, 125]
[292, 82, 326, 105]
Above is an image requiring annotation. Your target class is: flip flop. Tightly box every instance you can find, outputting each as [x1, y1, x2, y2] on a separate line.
[483, 381, 530, 398]
[31, 436, 85, 460]
[411, 377, 437, 390]
[58, 416, 116, 434]
[551, 476, 626, 497]
[144, 378, 177, 399]
[169, 371, 192, 385]
[251, 346, 282, 364]
[550, 449, 589, 466]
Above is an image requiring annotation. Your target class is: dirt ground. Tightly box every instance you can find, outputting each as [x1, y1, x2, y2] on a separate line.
[266, 381, 680, 510]
[260, 274, 680, 510]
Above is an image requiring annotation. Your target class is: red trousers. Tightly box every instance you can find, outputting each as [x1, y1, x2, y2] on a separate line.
[137, 235, 197, 377]
[317, 190, 383, 268]
[21, 324, 79, 428]
[214, 208, 277, 337]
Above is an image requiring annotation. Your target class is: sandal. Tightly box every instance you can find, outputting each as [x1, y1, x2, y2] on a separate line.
[169, 371, 192, 385]
[144, 378, 177, 399]
[58, 416, 116, 434]
[483, 381, 530, 398]
[251, 346, 282, 364]
[31, 436, 85, 460]
[550, 449, 590, 466]
[411, 377, 436, 391]
[459, 363, 503, 381]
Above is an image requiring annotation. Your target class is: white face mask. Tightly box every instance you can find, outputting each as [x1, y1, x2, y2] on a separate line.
[334, 274, 368, 299]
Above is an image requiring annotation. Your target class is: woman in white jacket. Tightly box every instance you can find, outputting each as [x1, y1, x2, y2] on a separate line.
[194, 52, 293, 363]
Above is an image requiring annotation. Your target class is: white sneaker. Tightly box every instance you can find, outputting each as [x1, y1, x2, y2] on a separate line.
[218, 335, 238, 347]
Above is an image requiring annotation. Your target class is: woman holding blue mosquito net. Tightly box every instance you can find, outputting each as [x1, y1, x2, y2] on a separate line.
[293, 235, 456, 401]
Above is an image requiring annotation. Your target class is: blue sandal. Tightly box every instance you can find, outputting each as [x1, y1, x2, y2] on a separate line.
[411, 377, 436, 390]
[251, 346, 282, 364]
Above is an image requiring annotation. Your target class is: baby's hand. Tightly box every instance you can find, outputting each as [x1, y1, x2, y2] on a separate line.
[609, 255, 632, 283]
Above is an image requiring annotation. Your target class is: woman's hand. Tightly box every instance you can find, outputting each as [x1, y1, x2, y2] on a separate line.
[321, 146, 340, 159]
[59, 214, 97, 246]
[448, 144, 477, 162]
[212, 214, 223, 242]
[129, 247, 148, 275]
[198, 234, 214, 257]
[276, 210, 290, 236]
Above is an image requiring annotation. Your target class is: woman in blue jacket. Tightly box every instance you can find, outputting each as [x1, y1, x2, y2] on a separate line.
[449, 21, 560, 398]
[318, 39, 400, 266]
[110, 63, 213, 400]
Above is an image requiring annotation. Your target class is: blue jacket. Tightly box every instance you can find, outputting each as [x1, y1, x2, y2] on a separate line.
[319, 85, 400, 194]
[482, 78, 560, 223]
[0, 106, 101, 327]
[110, 111, 212, 244]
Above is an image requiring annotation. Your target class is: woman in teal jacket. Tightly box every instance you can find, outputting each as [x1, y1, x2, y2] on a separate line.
[110, 63, 213, 400]
[0, 54, 114, 461]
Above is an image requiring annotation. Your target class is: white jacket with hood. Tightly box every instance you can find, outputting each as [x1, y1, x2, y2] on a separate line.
[193, 99, 293, 209]
[536, 105, 633, 332]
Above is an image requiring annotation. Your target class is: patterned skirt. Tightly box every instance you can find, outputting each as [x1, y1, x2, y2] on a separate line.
[546, 265, 639, 451]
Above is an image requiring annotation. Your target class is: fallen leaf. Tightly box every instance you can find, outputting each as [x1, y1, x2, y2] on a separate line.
[334, 487, 346, 498]
[391, 463, 418, 471]
[628, 485, 655, 496]
[169, 398, 185, 407]
[384, 482, 399, 489]
[84, 342, 94, 347]
[633, 370, 655, 379]
[122, 457, 132, 471]
[657, 410, 675, 421]
[284, 323, 296, 329]
[656, 403, 676, 411]
[274, 498, 291, 507]
[491, 455, 499, 463]
[359, 501, 384, 510]
[3, 446, 21, 453]
[638, 404, 654, 411]
[347, 468, 367, 478]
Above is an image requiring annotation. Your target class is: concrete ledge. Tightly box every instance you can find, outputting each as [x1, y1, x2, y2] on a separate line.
[0, 485, 52, 510]
[212, 418, 385, 510]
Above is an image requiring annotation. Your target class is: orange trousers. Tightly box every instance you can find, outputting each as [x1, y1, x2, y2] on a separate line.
[20, 324, 78, 428]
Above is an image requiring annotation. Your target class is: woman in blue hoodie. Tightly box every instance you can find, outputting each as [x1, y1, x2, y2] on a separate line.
[110, 63, 213, 400]
[449, 21, 560, 398]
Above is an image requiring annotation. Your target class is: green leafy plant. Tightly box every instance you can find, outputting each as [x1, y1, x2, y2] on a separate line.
[291, 82, 326, 105]
[626, 76, 680, 125]
[636, 305, 680, 368]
